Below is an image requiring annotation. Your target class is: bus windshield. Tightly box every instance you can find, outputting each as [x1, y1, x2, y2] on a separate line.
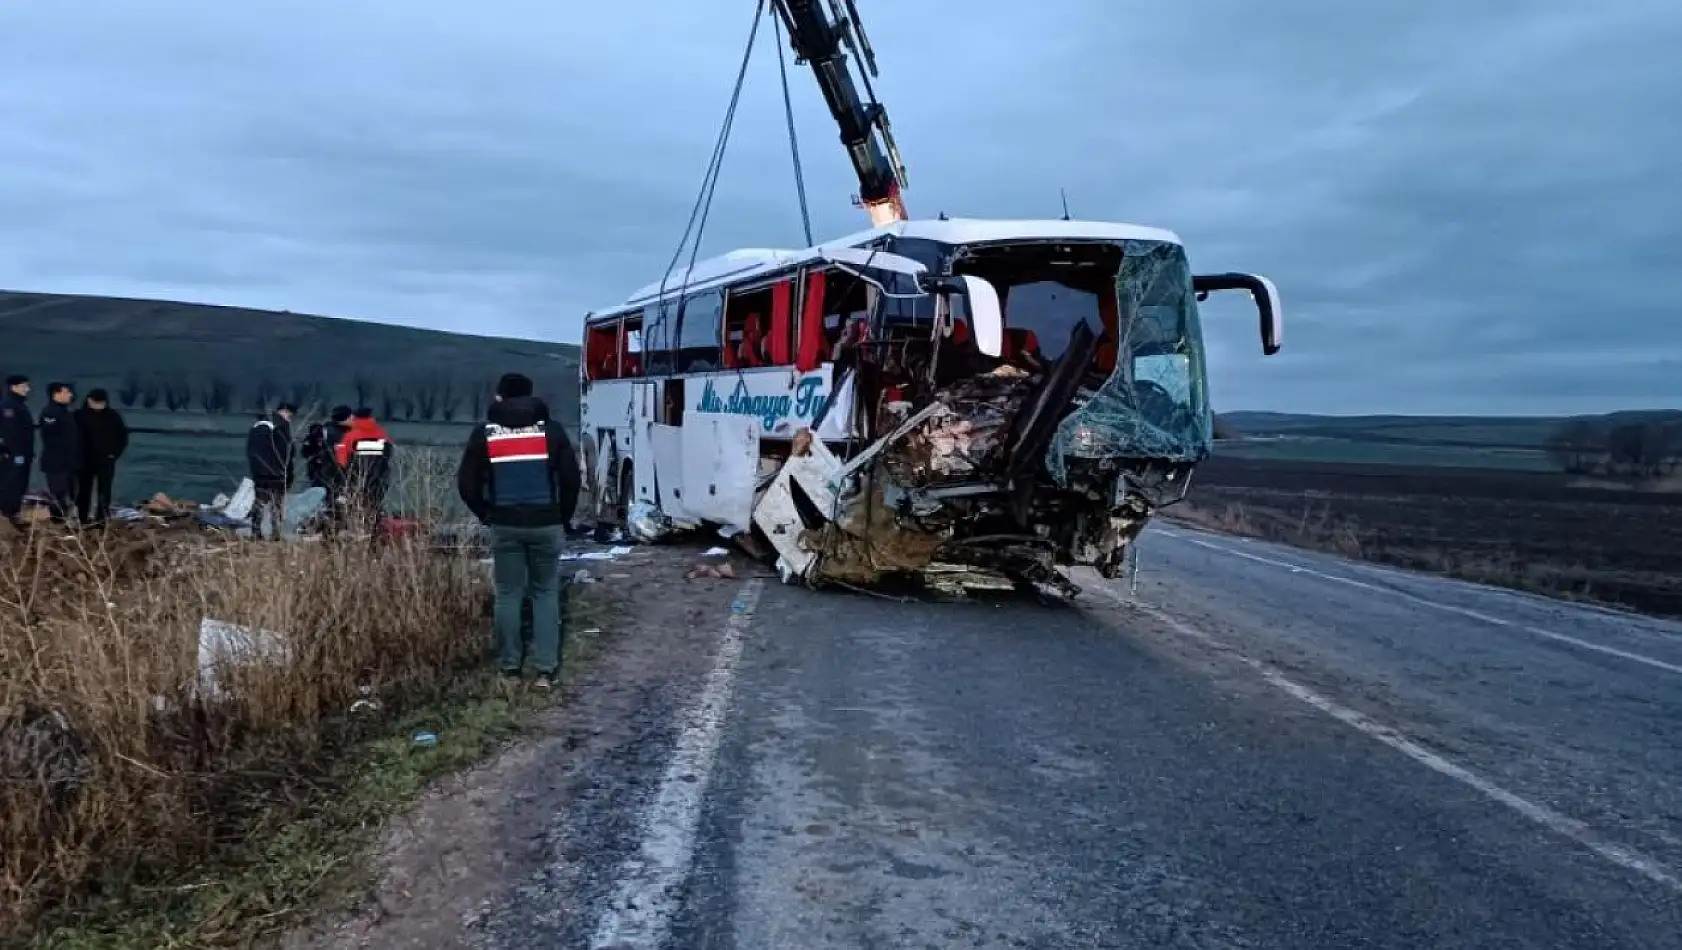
[953, 239, 1212, 467]
[1053, 239, 1212, 474]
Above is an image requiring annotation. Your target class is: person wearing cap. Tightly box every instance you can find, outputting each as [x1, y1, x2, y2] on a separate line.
[303, 404, 353, 491]
[74, 388, 130, 526]
[0, 374, 33, 523]
[246, 402, 296, 540]
[457, 372, 580, 690]
[334, 407, 394, 536]
[38, 382, 82, 523]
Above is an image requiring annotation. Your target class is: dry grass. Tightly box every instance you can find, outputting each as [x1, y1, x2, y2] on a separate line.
[0, 457, 509, 942]
[1167, 500, 1366, 559]
[1163, 499, 1620, 606]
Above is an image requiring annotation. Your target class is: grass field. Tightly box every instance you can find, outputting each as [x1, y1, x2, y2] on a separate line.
[87, 416, 483, 505]
[1215, 437, 1559, 472]
[1175, 455, 1682, 616]
[1216, 409, 1682, 473]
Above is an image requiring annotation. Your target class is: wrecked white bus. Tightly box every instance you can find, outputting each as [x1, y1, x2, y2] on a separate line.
[577, 217, 1281, 598]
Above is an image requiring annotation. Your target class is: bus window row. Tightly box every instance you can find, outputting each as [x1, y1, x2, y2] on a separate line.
[581, 263, 1125, 382]
[583, 268, 872, 380]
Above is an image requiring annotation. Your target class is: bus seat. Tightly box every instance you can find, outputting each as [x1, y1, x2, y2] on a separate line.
[1094, 335, 1117, 374]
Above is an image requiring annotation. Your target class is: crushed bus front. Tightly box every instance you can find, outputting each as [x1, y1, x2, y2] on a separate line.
[749, 236, 1275, 599]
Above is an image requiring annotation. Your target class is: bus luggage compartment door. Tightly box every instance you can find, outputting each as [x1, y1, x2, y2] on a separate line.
[631, 382, 659, 507]
[681, 412, 759, 530]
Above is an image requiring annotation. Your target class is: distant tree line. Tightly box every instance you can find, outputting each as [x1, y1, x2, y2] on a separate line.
[116, 371, 491, 423]
[1545, 418, 1682, 478]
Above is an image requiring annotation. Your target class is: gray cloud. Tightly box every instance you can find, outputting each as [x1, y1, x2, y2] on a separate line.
[2, 0, 1678, 414]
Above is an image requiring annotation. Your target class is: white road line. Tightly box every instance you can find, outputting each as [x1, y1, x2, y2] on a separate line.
[1154, 528, 1682, 676]
[1085, 584, 1682, 894]
[590, 579, 765, 950]
[1520, 624, 1682, 677]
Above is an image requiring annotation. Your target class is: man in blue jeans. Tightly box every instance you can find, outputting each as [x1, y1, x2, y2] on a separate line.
[456, 373, 581, 690]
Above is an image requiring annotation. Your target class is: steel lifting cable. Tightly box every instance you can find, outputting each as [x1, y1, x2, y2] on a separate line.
[772, 8, 815, 247]
[658, 0, 767, 306]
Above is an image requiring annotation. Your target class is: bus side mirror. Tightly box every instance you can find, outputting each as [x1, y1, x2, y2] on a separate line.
[955, 276, 1003, 357]
[929, 275, 1003, 357]
[1193, 272, 1283, 356]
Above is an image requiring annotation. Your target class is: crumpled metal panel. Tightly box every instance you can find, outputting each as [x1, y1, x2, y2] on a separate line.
[878, 367, 1036, 488]
[1046, 239, 1213, 485]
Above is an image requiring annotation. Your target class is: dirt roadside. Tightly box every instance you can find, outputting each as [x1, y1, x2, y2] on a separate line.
[275, 542, 764, 949]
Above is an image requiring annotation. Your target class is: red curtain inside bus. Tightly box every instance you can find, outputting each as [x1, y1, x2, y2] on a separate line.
[796, 270, 827, 373]
[1094, 286, 1120, 374]
[769, 279, 794, 365]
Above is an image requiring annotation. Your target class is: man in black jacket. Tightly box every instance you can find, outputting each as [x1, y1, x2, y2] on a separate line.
[246, 403, 295, 540]
[457, 373, 580, 689]
[303, 405, 353, 490]
[0, 374, 33, 523]
[38, 382, 81, 523]
[74, 388, 130, 526]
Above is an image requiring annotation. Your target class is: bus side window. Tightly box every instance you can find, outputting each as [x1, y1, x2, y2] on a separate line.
[819, 268, 874, 358]
[677, 290, 724, 374]
[723, 284, 779, 368]
[585, 319, 621, 380]
[622, 314, 644, 377]
[643, 300, 675, 376]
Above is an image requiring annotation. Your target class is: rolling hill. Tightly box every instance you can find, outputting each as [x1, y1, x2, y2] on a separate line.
[0, 290, 581, 425]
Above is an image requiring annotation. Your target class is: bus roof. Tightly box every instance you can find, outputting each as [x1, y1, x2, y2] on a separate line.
[592, 217, 1183, 320]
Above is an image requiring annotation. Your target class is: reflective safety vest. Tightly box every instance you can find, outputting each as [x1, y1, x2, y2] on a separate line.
[343, 435, 391, 492]
[485, 421, 553, 506]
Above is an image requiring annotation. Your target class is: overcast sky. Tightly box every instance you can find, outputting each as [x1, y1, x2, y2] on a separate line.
[2, 1, 1677, 415]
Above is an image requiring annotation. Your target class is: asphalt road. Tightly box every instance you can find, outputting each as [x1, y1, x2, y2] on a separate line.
[487, 528, 1682, 950]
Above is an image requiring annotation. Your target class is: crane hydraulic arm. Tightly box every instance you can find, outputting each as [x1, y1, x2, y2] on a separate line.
[771, 0, 909, 227]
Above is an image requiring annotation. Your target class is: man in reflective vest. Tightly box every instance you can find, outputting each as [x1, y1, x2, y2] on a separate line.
[334, 408, 394, 536]
[456, 373, 580, 691]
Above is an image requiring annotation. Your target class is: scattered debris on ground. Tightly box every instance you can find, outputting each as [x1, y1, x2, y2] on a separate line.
[686, 561, 737, 581]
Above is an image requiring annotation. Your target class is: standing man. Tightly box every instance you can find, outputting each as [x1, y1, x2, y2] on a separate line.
[303, 405, 353, 490]
[37, 382, 81, 523]
[74, 388, 130, 526]
[307, 405, 353, 535]
[0, 375, 33, 524]
[457, 373, 580, 690]
[334, 408, 394, 536]
[246, 403, 296, 540]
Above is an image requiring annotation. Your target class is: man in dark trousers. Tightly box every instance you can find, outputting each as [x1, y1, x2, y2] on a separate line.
[334, 408, 394, 536]
[457, 373, 580, 691]
[303, 405, 353, 490]
[74, 388, 130, 526]
[245, 403, 295, 540]
[38, 383, 82, 523]
[0, 374, 33, 524]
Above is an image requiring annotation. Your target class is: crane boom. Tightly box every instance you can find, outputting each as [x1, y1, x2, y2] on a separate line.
[771, 0, 909, 227]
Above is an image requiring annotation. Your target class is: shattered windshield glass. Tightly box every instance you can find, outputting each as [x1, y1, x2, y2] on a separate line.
[1046, 239, 1212, 481]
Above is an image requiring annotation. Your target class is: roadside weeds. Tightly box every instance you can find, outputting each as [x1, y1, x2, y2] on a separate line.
[23, 590, 623, 950]
[1163, 499, 1663, 614]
